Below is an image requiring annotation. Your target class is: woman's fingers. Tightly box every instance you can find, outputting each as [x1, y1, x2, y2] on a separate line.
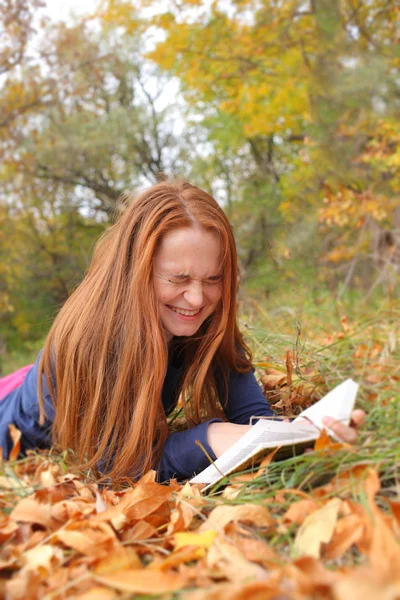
[350, 409, 366, 428]
[322, 416, 358, 444]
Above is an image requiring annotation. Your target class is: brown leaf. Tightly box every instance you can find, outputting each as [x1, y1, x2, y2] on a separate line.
[223, 530, 277, 567]
[93, 483, 172, 525]
[314, 428, 350, 453]
[206, 541, 268, 584]
[199, 504, 271, 533]
[5, 568, 42, 600]
[389, 500, 400, 528]
[167, 501, 194, 534]
[121, 520, 158, 542]
[324, 513, 364, 560]
[8, 424, 21, 461]
[332, 570, 400, 600]
[0, 516, 18, 544]
[51, 497, 96, 523]
[184, 580, 285, 600]
[22, 544, 64, 573]
[285, 350, 294, 386]
[75, 587, 117, 600]
[259, 368, 287, 391]
[368, 510, 400, 579]
[283, 499, 320, 525]
[93, 569, 186, 594]
[94, 547, 142, 574]
[56, 521, 121, 558]
[11, 498, 55, 530]
[294, 498, 342, 558]
[153, 546, 206, 570]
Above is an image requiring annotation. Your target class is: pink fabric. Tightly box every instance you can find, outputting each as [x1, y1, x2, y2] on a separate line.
[0, 365, 33, 401]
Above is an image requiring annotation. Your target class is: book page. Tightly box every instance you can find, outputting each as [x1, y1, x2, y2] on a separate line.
[293, 378, 359, 439]
[190, 378, 360, 486]
[190, 419, 318, 485]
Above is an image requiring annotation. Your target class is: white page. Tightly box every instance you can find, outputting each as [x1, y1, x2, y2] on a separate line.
[190, 419, 318, 485]
[190, 378, 359, 485]
[293, 378, 359, 438]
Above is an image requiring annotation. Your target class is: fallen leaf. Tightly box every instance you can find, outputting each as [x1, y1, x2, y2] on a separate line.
[167, 501, 194, 534]
[184, 580, 285, 600]
[94, 547, 142, 574]
[0, 516, 18, 544]
[93, 569, 186, 594]
[121, 519, 157, 542]
[206, 541, 268, 584]
[75, 586, 117, 600]
[22, 544, 64, 573]
[314, 428, 349, 452]
[199, 504, 271, 533]
[174, 529, 217, 550]
[294, 498, 342, 558]
[283, 499, 320, 525]
[95, 491, 108, 514]
[56, 521, 121, 557]
[11, 498, 55, 530]
[324, 514, 364, 560]
[8, 425, 21, 461]
[333, 569, 400, 600]
[153, 545, 207, 569]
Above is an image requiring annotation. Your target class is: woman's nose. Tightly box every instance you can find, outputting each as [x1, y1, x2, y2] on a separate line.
[183, 282, 203, 307]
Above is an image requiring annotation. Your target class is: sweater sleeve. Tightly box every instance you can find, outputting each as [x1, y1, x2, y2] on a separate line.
[157, 368, 274, 482]
[0, 352, 54, 459]
[157, 418, 223, 482]
[223, 367, 275, 424]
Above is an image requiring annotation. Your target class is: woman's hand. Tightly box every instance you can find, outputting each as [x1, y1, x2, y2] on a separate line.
[322, 409, 366, 444]
[207, 409, 366, 460]
[207, 422, 252, 458]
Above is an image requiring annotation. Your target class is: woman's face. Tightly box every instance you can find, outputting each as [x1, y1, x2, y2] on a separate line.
[153, 226, 223, 341]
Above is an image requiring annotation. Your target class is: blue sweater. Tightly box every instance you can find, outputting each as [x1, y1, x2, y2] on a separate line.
[0, 349, 274, 481]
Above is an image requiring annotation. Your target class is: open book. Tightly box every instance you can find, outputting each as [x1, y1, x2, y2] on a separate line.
[190, 379, 359, 489]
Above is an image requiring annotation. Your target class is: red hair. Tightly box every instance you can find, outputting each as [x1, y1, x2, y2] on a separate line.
[38, 180, 252, 480]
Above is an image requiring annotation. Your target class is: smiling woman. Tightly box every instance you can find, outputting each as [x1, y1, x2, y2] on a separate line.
[0, 180, 363, 482]
[153, 226, 223, 340]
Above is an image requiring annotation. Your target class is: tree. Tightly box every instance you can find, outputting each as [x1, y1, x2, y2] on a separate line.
[140, 0, 399, 289]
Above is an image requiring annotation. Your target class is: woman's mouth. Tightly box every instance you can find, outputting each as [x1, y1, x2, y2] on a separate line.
[167, 305, 202, 318]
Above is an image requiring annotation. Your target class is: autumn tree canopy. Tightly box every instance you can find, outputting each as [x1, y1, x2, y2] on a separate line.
[0, 0, 399, 357]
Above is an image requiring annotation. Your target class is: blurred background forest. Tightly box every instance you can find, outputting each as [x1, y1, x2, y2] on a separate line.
[0, 0, 399, 373]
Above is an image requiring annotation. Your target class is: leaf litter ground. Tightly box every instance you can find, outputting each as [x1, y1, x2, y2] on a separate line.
[0, 307, 399, 599]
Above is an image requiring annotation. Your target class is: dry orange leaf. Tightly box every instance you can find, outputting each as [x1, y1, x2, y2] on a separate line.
[294, 498, 342, 558]
[314, 428, 350, 453]
[93, 568, 186, 594]
[11, 497, 55, 530]
[167, 502, 195, 534]
[8, 425, 21, 462]
[199, 504, 271, 533]
[56, 521, 121, 557]
[206, 541, 268, 584]
[75, 586, 117, 600]
[93, 547, 142, 574]
[283, 499, 320, 526]
[324, 513, 364, 560]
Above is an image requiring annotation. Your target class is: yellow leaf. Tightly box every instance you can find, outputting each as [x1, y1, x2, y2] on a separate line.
[174, 529, 217, 550]
[294, 498, 342, 558]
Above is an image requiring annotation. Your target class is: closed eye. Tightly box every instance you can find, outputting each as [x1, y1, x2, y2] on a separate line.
[166, 274, 223, 285]
[204, 277, 223, 285]
[167, 276, 189, 284]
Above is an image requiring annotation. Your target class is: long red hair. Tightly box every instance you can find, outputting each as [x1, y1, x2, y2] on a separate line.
[38, 180, 252, 480]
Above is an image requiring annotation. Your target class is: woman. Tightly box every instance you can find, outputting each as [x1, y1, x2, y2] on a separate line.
[0, 180, 364, 481]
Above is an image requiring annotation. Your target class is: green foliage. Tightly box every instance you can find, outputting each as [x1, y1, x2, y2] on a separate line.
[1, 0, 399, 361]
